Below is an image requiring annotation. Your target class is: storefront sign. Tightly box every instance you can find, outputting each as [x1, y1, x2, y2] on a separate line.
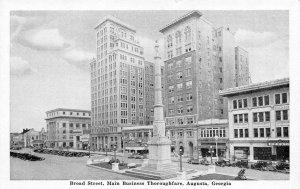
[267, 140, 289, 146]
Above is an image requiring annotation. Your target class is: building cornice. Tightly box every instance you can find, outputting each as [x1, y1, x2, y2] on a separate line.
[220, 78, 289, 97]
[95, 15, 136, 32]
[46, 108, 91, 114]
[159, 11, 202, 33]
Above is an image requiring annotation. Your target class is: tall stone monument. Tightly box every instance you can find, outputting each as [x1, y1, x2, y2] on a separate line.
[147, 41, 172, 169]
[125, 41, 178, 179]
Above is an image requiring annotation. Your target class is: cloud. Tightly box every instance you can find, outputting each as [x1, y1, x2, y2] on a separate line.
[62, 49, 94, 70]
[63, 49, 94, 62]
[10, 56, 37, 76]
[19, 28, 71, 51]
[10, 15, 47, 41]
[235, 29, 279, 47]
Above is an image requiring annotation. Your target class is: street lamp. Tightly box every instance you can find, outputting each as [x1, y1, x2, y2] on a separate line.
[105, 144, 108, 156]
[88, 144, 91, 159]
[215, 135, 219, 160]
[113, 144, 117, 161]
[179, 146, 184, 172]
[209, 146, 213, 164]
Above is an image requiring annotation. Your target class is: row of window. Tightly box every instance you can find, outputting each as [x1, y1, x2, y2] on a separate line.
[234, 127, 289, 138]
[233, 110, 289, 124]
[168, 93, 193, 104]
[168, 81, 193, 92]
[233, 93, 288, 109]
[166, 116, 195, 125]
[168, 105, 193, 115]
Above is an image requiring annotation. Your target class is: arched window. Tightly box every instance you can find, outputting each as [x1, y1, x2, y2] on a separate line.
[184, 26, 191, 43]
[175, 31, 181, 45]
[167, 35, 173, 48]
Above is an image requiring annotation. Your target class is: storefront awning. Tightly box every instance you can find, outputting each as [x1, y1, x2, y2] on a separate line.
[125, 147, 146, 150]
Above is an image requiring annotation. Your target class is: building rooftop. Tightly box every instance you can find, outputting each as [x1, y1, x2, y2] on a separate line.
[220, 77, 289, 97]
[46, 108, 91, 114]
[159, 10, 203, 33]
[95, 15, 136, 32]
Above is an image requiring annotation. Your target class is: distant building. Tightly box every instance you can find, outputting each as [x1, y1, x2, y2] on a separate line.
[122, 125, 152, 154]
[45, 108, 91, 148]
[234, 46, 250, 87]
[220, 78, 289, 161]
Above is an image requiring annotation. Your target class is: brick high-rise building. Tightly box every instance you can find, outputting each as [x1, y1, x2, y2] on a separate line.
[90, 15, 146, 151]
[159, 11, 249, 126]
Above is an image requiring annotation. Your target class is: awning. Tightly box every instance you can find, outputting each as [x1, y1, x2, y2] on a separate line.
[199, 145, 227, 150]
[125, 147, 146, 150]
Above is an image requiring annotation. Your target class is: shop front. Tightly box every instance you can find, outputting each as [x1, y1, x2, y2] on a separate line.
[268, 140, 289, 161]
[234, 146, 249, 160]
[199, 142, 228, 159]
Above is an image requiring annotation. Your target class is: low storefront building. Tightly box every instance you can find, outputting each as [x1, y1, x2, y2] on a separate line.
[220, 78, 289, 162]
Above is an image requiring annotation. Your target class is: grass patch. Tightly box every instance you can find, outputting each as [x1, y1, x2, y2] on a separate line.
[192, 173, 237, 180]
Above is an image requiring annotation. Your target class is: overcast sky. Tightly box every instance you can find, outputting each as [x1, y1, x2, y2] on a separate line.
[10, 10, 289, 132]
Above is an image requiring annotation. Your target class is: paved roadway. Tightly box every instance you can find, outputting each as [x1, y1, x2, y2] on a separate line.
[10, 148, 289, 180]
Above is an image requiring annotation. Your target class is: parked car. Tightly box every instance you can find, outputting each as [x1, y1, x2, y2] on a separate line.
[188, 158, 201, 164]
[128, 153, 135, 159]
[134, 154, 143, 159]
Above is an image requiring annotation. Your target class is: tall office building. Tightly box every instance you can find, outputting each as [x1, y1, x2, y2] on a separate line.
[234, 46, 250, 87]
[160, 11, 249, 126]
[90, 16, 146, 150]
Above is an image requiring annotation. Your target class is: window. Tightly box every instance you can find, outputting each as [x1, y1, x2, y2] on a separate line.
[283, 127, 289, 137]
[167, 35, 173, 48]
[239, 129, 243, 138]
[238, 99, 242, 108]
[169, 97, 175, 104]
[283, 110, 288, 120]
[252, 97, 257, 107]
[275, 94, 281, 104]
[258, 96, 263, 106]
[184, 26, 191, 43]
[264, 96, 269, 106]
[245, 129, 249, 138]
[233, 100, 237, 109]
[177, 107, 183, 114]
[175, 31, 181, 45]
[234, 129, 238, 138]
[177, 72, 183, 79]
[243, 99, 248, 108]
[266, 128, 271, 137]
[185, 57, 192, 64]
[258, 112, 264, 122]
[259, 128, 264, 137]
[185, 68, 192, 77]
[244, 114, 248, 123]
[168, 109, 174, 116]
[254, 128, 258, 137]
[187, 117, 194, 124]
[186, 81, 192, 89]
[282, 93, 288, 103]
[168, 85, 174, 93]
[178, 118, 184, 125]
[176, 60, 182, 67]
[276, 127, 282, 137]
[253, 113, 258, 122]
[276, 111, 281, 121]
[177, 83, 183, 90]
[177, 95, 184, 102]
[234, 114, 238, 123]
[239, 114, 243, 123]
[186, 93, 192, 101]
[186, 105, 193, 113]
